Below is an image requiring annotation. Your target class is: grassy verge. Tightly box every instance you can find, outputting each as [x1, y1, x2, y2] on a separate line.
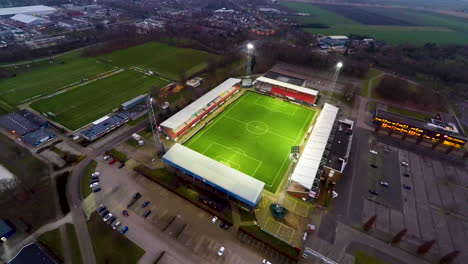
[107, 149, 128, 162]
[126, 115, 147, 126]
[239, 209, 256, 222]
[368, 101, 376, 112]
[125, 138, 140, 147]
[387, 106, 432, 120]
[134, 165, 173, 184]
[80, 160, 97, 199]
[65, 224, 83, 264]
[361, 70, 383, 97]
[37, 228, 63, 262]
[88, 213, 145, 264]
[355, 250, 385, 264]
[240, 225, 300, 261]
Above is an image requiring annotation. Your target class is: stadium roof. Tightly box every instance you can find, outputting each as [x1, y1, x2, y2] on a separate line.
[163, 144, 264, 207]
[160, 78, 241, 130]
[8, 243, 56, 264]
[291, 103, 339, 190]
[10, 14, 49, 24]
[255, 76, 318, 96]
[0, 5, 56, 16]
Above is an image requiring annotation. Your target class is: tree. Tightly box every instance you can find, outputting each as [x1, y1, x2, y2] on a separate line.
[439, 250, 459, 264]
[391, 228, 407, 244]
[417, 239, 436, 255]
[363, 214, 377, 232]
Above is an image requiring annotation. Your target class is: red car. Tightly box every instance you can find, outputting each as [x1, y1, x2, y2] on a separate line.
[109, 159, 116, 165]
[122, 210, 129, 217]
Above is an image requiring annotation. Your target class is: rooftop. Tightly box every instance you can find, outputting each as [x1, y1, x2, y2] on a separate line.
[0, 5, 56, 16]
[262, 71, 305, 86]
[21, 127, 55, 146]
[81, 113, 129, 141]
[0, 110, 47, 136]
[325, 120, 353, 171]
[160, 78, 241, 130]
[8, 243, 56, 264]
[255, 76, 318, 96]
[163, 144, 265, 207]
[10, 14, 49, 24]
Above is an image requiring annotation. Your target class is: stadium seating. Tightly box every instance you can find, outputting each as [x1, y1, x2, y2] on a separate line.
[270, 86, 315, 104]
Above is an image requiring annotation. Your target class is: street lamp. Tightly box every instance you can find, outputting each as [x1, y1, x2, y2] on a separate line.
[246, 43, 255, 76]
[329, 61, 343, 104]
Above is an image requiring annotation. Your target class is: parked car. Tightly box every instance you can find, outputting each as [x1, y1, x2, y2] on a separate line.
[403, 173, 410, 177]
[401, 161, 409, 167]
[262, 259, 272, 264]
[112, 221, 121, 230]
[90, 182, 100, 188]
[370, 150, 378, 155]
[143, 210, 151, 218]
[107, 216, 116, 224]
[380, 181, 389, 187]
[217, 247, 225, 256]
[91, 175, 99, 180]
[133, 192, 141, 199]
[403, 184, 412, 190]
[122, 210, 129, 217]
[91, 178, 99, 184]
[211, 216, 218, 224]
[141, 200, 150, 208]
[120, 226, 128, 234]
[93, 187, 101, 193]
[99, 209, 109, 217]
[370, 164, 378, 168]
[103, 155, 110, 160]
[92, 172, 100, 177]
[96, 205, 106, 213]
[368, 190, 378, 195]
[219, 222, 230, 230]
[103, 213, 113, 222]
[109, 159, 116, 165]
[118, 163, 125, 169]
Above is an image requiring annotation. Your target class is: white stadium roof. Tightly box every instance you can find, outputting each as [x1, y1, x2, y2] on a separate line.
[0, 5, 56, 16]
[291, 103, 339, 189]
[10, 14, 48, 24]
[255, 76, 318, 96]
[160, 78, 241, 130]
[163, 144, 265, 207]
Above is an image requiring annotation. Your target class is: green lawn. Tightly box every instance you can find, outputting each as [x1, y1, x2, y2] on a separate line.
[31, 70, 169, 130]
[184, 92, 315, 193]
[361, 70, 384, 97]
[98, 42, 214, 80]
[0, 52, 113, 105]
[355, 250, 386, 264]
[37, 228, 63, 262]
[81, 160, 97, 199]
[65, 224, 83, 264]
[88, 213, 145, 264]
[282, 2, 468, 45]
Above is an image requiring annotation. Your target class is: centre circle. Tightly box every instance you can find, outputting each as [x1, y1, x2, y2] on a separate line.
[246, 121, 269, 135]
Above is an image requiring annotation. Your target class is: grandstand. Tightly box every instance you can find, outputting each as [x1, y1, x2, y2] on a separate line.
[254, 76, 318, 105]
[160, 78, 241, 140]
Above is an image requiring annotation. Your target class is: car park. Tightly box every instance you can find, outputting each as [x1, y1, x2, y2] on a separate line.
[118, 163, 125, 169]
[107, 216, 116, 225]
[109, 159, 116, 165]
[368, 190, 378, 195]
[122, 210, 129, 217]
[211, 216, 218, 224]
[99, 209, 109, 217]
[103, 155, 110, 160]
[403, 184, 412, 190]
[112, 221, 121, 230]
[90, 182, 100, 188]
[96, 205, 106, 213]
[143, 210, 151, 218]
[217, 247, 225, 256]
[103, 213, 113, 222]
[380, 181, 389, 187]
[93, 187, 101, 193]
[120, 226, 128, 234]
[141, 200, 150, 208]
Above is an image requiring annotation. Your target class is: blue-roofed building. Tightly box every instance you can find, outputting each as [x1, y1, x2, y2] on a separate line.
[8, 243, 56, 264]
[0, 110, 48, 136]
[80, 113, 129, 141]
[21, 127, 55, 146]
[0, 219, 15, 241]
[121, 95, 147, 110]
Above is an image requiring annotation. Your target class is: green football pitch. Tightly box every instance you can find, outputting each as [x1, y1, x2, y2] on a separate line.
[184, 92, 315, 193]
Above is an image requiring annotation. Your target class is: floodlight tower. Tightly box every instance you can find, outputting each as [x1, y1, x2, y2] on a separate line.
[246, 43, 255, 76]
[329, 61, 343, 104]
[147, 97, 166, 158]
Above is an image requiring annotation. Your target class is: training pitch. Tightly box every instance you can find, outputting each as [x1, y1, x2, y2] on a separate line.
[184, 92, 315, 193]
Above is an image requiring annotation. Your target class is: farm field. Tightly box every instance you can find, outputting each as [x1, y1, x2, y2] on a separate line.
[184, 92, 315, 193]
[0, 52, 113, 106]
[31, 70, 169, 130]
[282, 2, 468, 45]
[97, 42, 215, 80]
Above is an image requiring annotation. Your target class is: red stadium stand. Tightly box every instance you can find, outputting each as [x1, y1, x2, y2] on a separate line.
[271, 86, 316, 104]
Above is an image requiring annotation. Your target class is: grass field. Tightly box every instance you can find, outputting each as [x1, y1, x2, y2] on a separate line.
[65, 224, 83, 264]
[81, 160, 97, 199]
[31, 70, 169, 130]
[0, 52, 113, 106]
[282, 2, 468, 45]
[184, 92, 315, 193]
[98, 42, 214, 80]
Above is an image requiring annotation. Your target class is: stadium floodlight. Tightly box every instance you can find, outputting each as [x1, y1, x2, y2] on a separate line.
[337, 61, 343, 69]
[329, 61, 344, 104]
[247, 43, 254, 50]
[246, 43, 255, 76]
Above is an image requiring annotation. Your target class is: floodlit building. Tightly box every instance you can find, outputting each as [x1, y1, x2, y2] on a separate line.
[0, 5, 56, 17]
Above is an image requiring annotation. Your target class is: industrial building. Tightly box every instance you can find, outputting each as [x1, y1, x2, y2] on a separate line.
[121, 95, 147, 111]
[163, 144, 265, 208]
[21, 127, 55, 146]
[0, 5, 56, 17]
[80, 113, 129, 142]
[0, 219, 15, 242]
[10, 14, 50, 26]
[0, 110, 48, 137]
[160, 78, 241, 140]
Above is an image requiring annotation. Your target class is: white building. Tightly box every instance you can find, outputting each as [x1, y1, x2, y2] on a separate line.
[10, 14, 50, 26]
[0, 5, 56, 17]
